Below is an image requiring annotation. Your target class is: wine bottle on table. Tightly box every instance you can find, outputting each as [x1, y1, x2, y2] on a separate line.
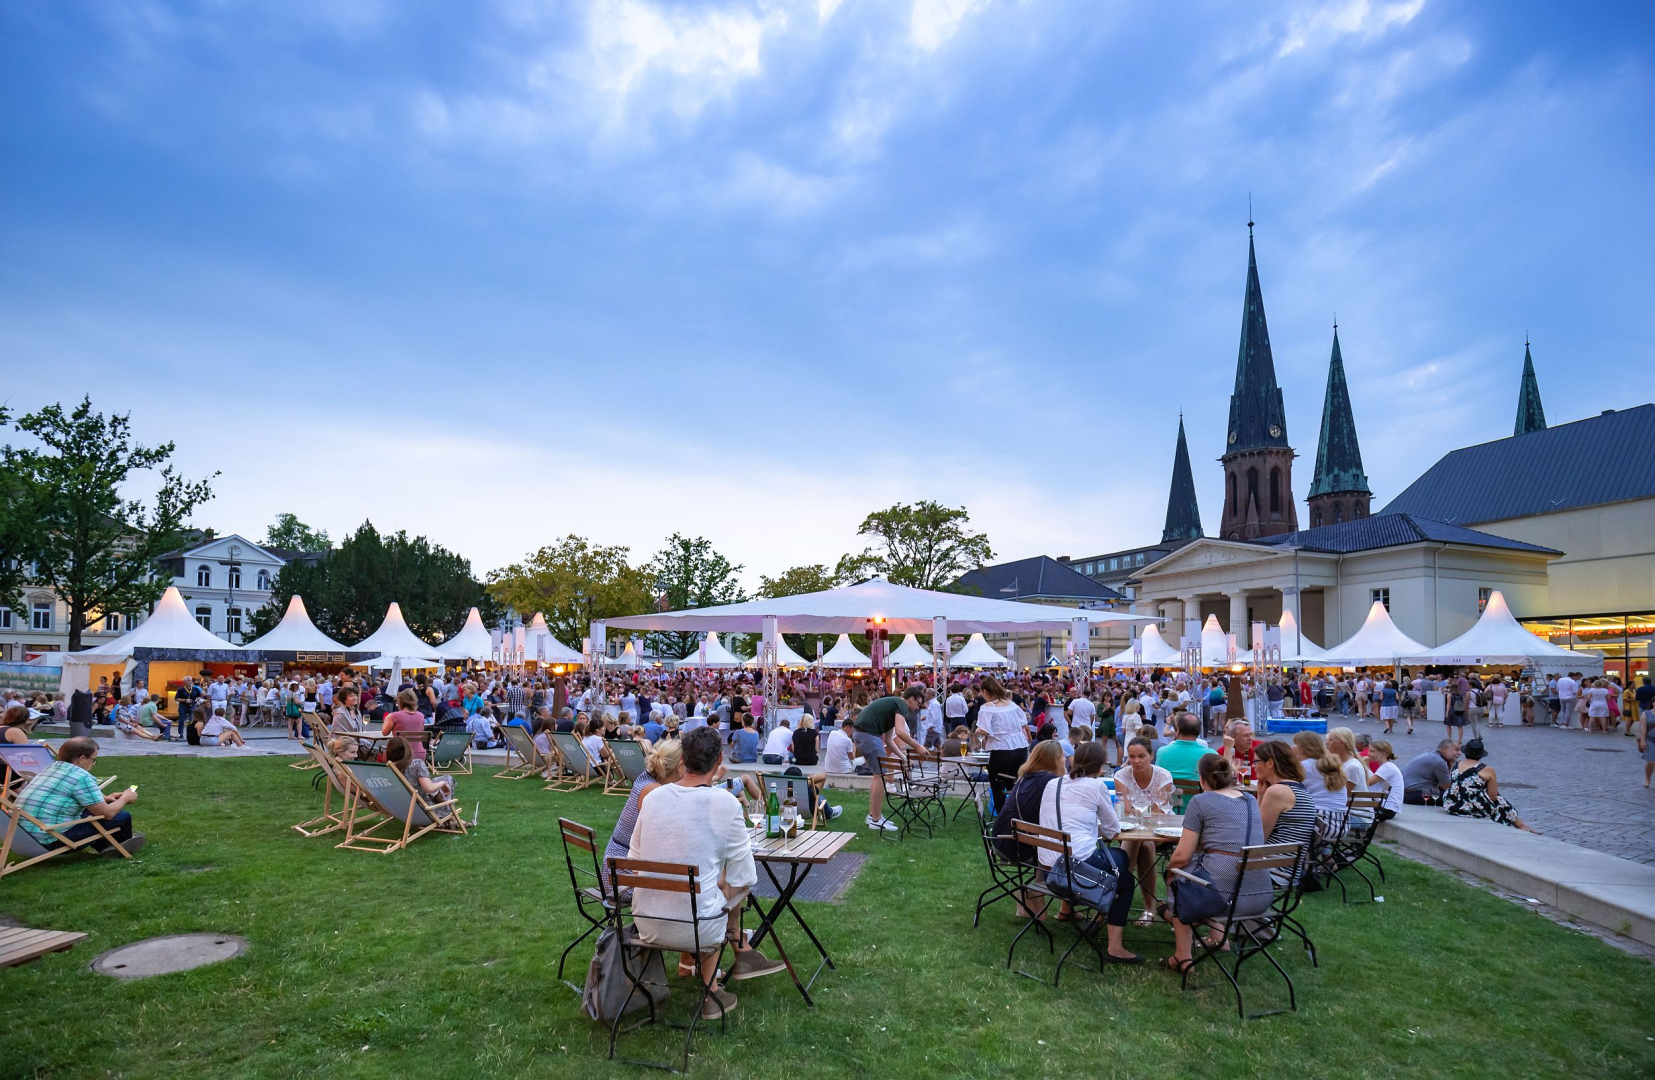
[765, 789, 781, 838]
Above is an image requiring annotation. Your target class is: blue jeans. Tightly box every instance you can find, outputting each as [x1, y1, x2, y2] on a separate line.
[55, 810, 133, 851]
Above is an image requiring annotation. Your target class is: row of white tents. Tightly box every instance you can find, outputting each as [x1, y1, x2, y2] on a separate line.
[662, 630, 1018, 671]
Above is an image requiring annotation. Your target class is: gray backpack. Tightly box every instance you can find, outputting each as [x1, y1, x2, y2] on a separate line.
[581, 927, 670, 1023]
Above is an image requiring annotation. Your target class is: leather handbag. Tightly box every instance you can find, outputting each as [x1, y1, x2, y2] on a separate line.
[1171, 792, 1255, 923]
[1044, 779, 1120, 913]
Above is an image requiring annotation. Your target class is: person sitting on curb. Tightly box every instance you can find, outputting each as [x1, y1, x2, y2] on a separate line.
[199, 706, 247, 747]
[15, 736, 145, 855]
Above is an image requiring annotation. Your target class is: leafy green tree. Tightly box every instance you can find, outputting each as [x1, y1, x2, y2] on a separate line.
[263, 513, 330, 553]
[648, 534, 745, 658]
[843, 500, 993, 590]
[486, 536, 654, 652]
[10, 397, 216, 650]
[0, 407, 45, 613]
[252, 522, 491, 644]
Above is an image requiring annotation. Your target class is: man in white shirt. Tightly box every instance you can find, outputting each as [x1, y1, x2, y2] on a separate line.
[1066, 689, 1096, 737]
[626, 727, 784, 1017]
[1554, 673, 1578, 729]
[918, 691, 945, 749]
[761, 718, 794, 764]
[822, 718, 858, 774]
[207, 677, 229, 715]
[944, 686, 968, 728]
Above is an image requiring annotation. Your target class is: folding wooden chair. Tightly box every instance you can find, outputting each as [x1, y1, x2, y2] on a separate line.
[757, 773, 822, 832]
[549, 732, 602, 793]
[877, 755, 940, 840]
[293, 741, 380, 838]
[495, 724, 551, 780]
[1172, 778, 1203, 812]
[1326, 790, 1387, 904]
[289, 717, 325, 770]
[608, 740, 650, 790]
[971, 788, 1033, 928]
[1, 798, 136, 878]
[557, 818, 622, 990]
[1177, 841, 1307, 1020]
[334, 761, 467, 854]
[1, 744, 61, 801]
[430, 730, 474, 776]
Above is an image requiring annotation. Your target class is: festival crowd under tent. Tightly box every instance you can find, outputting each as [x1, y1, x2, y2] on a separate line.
[884, 634, 935, 667]
[951, 632, 1015, 669]
[351, 602, 443, 663]
[60, 586, 254, 708]
[818, 634, 872, 669]
[741, 636, 812, 670]
[522, 612, 585, 667]
[1102, 623, 1183, 668]
[1317, 600, 1433, 668]
[674, 633, 744, 669]
[435, 607, 494, 664]
[1405, 590, 1605, 674]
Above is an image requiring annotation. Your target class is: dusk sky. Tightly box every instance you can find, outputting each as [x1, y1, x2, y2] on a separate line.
[3, 1, 1652, 585]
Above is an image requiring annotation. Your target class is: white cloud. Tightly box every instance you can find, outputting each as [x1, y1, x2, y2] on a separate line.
[909, 0, 990, 53]
[1278, 0, 1426, 58]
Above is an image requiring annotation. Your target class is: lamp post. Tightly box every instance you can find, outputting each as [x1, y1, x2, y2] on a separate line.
[224, 542, 242, 645]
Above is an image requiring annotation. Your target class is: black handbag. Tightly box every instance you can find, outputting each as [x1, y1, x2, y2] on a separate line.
[1044, 779, 1120, 913]
[1170, 792, 1254, 923]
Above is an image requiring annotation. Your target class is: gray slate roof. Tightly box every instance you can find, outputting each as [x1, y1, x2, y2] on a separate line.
[955, 556, 1124, 602]
[1381, 403, 1655, 525]
[1251, 512, 1560, 555]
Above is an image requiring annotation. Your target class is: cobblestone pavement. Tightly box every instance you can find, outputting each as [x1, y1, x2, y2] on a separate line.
[1292, 709, 1655, 864]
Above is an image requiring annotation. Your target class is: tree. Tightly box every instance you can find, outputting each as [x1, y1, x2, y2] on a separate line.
[844, 500, 993, 590]
[250, 522, 492, 644]
[263, 513, 330, 553]
[648, 534, 745, 658]
[486, 536, 654, 652]
[10, 397, 216, 650]
[0, 407, 45, 613]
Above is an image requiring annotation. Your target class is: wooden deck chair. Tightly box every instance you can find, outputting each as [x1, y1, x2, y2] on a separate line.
[495, 724, 550, 780]
[430, 730, 474, 776]
[334, 761, 467, 854]
[1, 798, 136, 878]
[293, 742, 382, 838]
[757, 772, 823, 832]
[548, 732, 600, 792]
[1, 744, 61, 801]
[603, 740, 647, 796]
[289, 718, 326, 770]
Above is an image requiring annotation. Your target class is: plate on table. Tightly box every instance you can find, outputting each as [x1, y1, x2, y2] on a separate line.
[1153, 826, 1183, 838]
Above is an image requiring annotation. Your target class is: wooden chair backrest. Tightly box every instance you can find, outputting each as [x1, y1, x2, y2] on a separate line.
[502, 724, 545, 767]
[1347, 790, 1385, 810]
[607, 857, 698, 895]
[430, 730, 471, 766]
[1011, 819, 1072, 860]
[0, 744, 57, 794]
[1239, 841, 1304, 875]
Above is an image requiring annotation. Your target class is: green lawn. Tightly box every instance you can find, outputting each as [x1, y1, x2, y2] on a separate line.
[2, 755, 1651, 1079]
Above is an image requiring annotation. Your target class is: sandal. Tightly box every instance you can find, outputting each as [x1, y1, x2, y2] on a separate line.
[1134, 910, 1158, 928]
[1161, 956, 1194, 973]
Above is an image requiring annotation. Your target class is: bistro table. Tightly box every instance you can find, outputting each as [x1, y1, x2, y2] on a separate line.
[935, 754, 991, 820]
[743, 827, 855, 1007]
[1114, 813, 1186, 844]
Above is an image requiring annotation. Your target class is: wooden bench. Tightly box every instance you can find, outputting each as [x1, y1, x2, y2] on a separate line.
[0, 926, 88, 968]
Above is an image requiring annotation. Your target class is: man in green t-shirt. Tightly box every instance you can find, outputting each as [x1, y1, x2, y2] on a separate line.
[1154, 710, 1216, 784]
[853, 685, 930, 832]
[136, 696, 171, 741]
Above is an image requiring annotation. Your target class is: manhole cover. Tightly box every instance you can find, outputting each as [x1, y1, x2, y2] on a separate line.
[92, 934, 247, 979]
[1583, 748, 1625, 754]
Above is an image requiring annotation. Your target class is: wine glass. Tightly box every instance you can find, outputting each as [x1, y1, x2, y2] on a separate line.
[1128, 790, 1149, 830]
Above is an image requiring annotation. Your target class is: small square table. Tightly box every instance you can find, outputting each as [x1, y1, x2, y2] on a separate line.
[744, 828, 855, 1007]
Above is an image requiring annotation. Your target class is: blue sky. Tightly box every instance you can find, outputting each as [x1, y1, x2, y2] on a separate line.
[3, 0, 1653, 584]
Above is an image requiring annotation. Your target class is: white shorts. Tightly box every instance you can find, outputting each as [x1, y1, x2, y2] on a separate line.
[1380, 706, 1398, 720]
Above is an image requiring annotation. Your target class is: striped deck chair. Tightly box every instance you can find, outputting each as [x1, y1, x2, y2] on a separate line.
[430, 730, 474, 776]
[604, 739, 648, 796]
[496, 724, 551, 781]
[335, 761, 467, 854]
[548, 732, 601, 792]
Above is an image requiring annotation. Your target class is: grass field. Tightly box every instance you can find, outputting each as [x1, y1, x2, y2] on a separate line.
[2, 754, 1652, 1079]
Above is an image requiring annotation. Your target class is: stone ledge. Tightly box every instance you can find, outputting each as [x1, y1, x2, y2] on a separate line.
[1380, 805, 1655, 948]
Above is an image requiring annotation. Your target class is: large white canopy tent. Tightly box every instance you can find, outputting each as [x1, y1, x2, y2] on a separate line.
[604, 577, 1153, 635]
[64, 586, 240, 663]
[1235, 609, 1327, 665]
[351, 602, 442, 662]
[349, 655, 445, 671]
[606, 641, 646, 670]
[884, 634, 935, 667]
[435, 607, 494, 663]
[951, 633, 1015, 668]
[1199, 615, 1232, 668]
[1318, 600, 1432, 667]
[741, 636, 813, 669]
[1102, 623, 1182, 668]
[674, 633, 744, 669]
[522, 613, 585, 666]
[818, 634, 872, 669]
[1404, 590, 1604, 673]
[241, 595, 355, 654]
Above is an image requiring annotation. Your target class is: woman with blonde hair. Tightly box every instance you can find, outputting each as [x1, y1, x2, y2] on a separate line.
[1292, 730, 1350, 843]
[1325, 727, 1371, 796]
[603, 737, 686, 891]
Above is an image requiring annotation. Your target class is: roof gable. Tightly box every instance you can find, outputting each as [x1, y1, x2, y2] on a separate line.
[178, 534, 286, 565]
[955, 556, 1122, 602]
[1382, 404, 1655, 524]
[1253, 512, 1560, 555]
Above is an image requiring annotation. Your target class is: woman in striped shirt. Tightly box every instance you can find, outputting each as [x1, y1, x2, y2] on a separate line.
[1254, 740, 1317, 885]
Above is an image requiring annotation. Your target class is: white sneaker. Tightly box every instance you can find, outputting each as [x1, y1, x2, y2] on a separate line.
[866, 815, 900, 832]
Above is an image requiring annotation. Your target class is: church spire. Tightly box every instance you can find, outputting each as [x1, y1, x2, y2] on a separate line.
[1306, 324, 1371, 528]
[1162, 415, 1203, 543]
[1514, 339, 1547, 436]
[1225, 224, 1290, 452]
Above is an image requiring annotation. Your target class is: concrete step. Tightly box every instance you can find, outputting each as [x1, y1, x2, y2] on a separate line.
[1380, 805, 1655, 948]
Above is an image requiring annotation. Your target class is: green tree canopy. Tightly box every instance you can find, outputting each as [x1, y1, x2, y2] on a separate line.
[0, 406, 45, 612]
[843, 500, 993, 590]
[647, 534, 745, 658]
[252, 522, 491, 644]
[7, 398, 216, 650]
[264, 513, 331, 553]
[485, 536, 654, 652]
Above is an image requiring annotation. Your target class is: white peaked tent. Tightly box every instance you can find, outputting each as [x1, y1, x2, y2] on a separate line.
[675, 633, 744, 669]
[605, 576, 1153, 635]
[1277, 609, 1326, 663]
[523, 613, 584, 665]
[606, 641, 645, 669]
[818, 633, 872, 669]
[952, 632, 1015, 668]
[1103, 623, 1183, 668]
[1199, 615, 1231, 668]
[1405, 590, 1604, 673]
[1319, 600, 1432, 667]
[242, 595, 353, 653]
[351, 602, 442, 662]
[64, 586, 239, 662]
[741, 636, 812, 669]
[436, 608, 494, 662]
[350, 654, 444, 670]
[885, 634, 935, 667]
